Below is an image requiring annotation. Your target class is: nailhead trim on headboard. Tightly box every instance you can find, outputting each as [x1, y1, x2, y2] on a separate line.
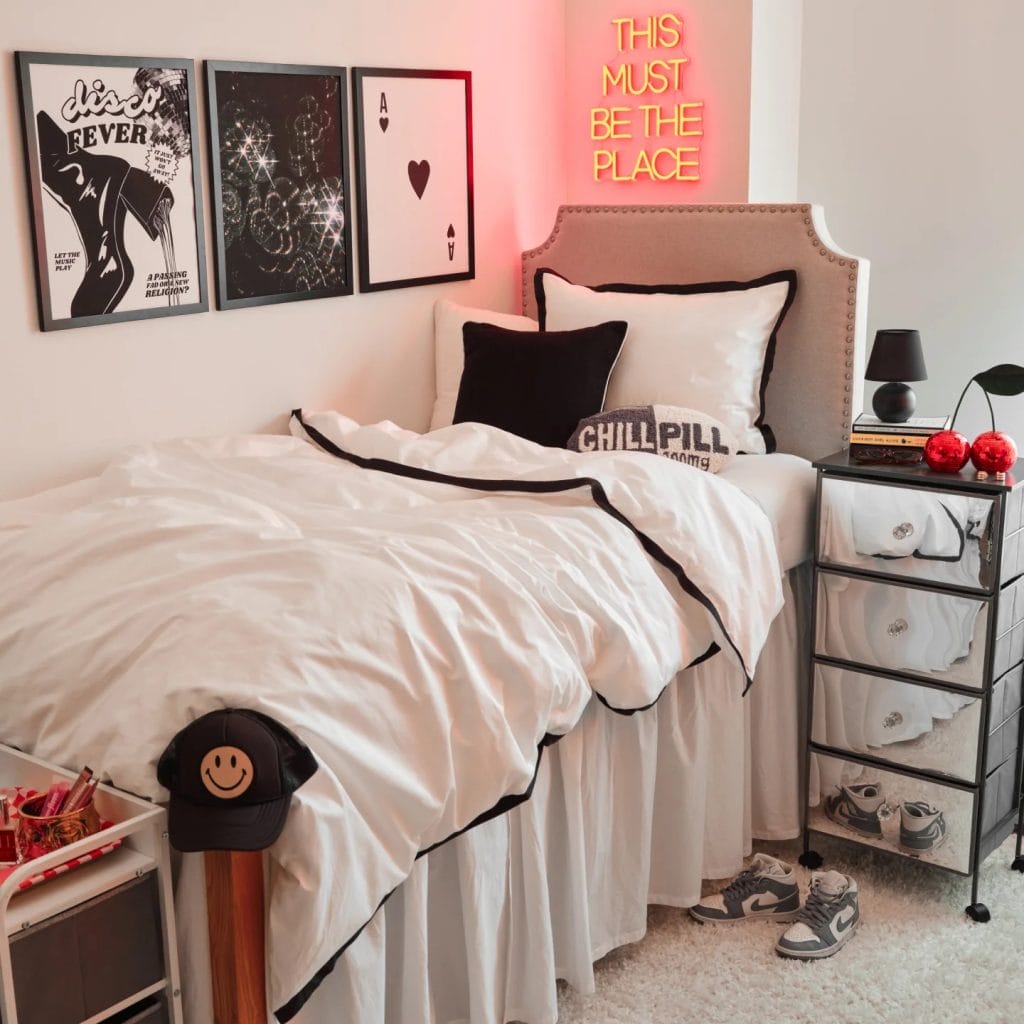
[520, 204, 868, 461]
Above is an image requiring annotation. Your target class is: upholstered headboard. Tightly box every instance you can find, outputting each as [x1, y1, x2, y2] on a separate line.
[521, 204, 869, 462]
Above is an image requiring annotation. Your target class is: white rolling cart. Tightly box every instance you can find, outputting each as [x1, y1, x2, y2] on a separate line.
[0, 744, 183, 1024]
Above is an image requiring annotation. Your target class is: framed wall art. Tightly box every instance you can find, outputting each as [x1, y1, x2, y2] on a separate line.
[15, 51, 208, 331]
[352, 68, 474, 292]
[205, 61, 353, 309]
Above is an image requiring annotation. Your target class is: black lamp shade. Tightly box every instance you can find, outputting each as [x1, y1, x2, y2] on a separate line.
[865, 329, 928, 382]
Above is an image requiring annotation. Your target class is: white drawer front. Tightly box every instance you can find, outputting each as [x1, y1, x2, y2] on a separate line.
[818, 476, 997, 590]
[815, 572, 990, 690]
[812, 663, 983, 783]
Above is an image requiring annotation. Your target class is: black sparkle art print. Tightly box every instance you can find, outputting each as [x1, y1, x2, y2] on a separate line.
[206, 61, 353, 309]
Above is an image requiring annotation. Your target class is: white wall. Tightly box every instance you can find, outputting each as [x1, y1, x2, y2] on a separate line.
[799, 0, 1024, 444]
[0, 0, 567, 499]
[748, 0, 802, 201]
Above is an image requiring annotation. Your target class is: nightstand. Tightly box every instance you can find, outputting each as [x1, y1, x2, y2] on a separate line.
[801, 450, 1024, 921]
[0, 744, 183, 1024]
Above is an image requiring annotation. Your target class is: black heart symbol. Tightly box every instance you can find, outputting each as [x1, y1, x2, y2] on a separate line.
[379, 116, 389, 133]
[408, 159, 430, 199]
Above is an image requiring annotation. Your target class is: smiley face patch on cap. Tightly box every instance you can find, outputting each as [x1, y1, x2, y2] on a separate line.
[157, 708, 318, 852]
[200, 746, 255, 798]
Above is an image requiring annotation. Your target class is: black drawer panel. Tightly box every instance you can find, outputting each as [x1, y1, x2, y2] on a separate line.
[1002, 528, 1024, 584]
[9, 916, 83, 1023]
[996, 574, 1024, 636]
[981, 753, 1021, 836]
[986, 709, 1021, 774]
[992, 621, 1024, 681]
[989, 665, 1024, 730]
[1006, 486, 1024, 536]
[10, 872, 165, 1024]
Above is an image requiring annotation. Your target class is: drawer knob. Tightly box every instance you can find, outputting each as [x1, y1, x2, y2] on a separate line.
[877, 801, 898, 823]
[883, 711, 904, 729]
[892, 521, 915, 540]
[887, 618, 909, 638]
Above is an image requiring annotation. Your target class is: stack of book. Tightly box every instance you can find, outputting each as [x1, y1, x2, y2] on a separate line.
[850, 413, 951, 464]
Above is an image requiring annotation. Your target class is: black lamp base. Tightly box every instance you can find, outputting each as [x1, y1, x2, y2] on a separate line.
[871, 382, 916, 423]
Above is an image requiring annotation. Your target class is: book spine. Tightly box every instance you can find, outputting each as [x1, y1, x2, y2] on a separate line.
[849, 445, 925, 464]
[852, 427, 938, 437]
[850, 432, 928, 447]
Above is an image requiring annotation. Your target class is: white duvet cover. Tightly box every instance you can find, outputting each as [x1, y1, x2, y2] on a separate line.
[0, 413, 783, 1017]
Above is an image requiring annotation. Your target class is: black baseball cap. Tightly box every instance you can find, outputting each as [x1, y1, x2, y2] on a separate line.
[157, 708, 318, 852]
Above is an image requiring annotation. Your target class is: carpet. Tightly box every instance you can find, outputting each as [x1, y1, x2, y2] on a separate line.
[555, 835, 1024, 1024]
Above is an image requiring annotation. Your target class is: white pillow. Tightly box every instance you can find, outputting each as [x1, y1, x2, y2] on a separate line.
[431, 299, 537, 429]
[537, 270, 796, 454]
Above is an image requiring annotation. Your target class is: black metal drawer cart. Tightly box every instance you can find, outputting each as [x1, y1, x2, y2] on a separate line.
[801, 450, 1024, 921]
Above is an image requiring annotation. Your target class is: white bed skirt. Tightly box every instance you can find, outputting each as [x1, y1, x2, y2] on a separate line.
[176, 563, 810, 1024]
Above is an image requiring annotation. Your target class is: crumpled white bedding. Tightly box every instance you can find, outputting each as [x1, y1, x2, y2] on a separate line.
[0, 413, 783, 1014]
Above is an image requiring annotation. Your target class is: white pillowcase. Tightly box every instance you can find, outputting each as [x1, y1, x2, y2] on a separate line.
[431, 299, 537, 430]
[537, 270, 796, 454]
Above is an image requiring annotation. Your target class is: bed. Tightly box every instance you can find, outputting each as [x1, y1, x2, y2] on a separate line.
[0, 204, 868, 1024]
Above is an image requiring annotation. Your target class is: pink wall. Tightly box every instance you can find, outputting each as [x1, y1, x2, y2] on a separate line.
[565, 0, 753, 203]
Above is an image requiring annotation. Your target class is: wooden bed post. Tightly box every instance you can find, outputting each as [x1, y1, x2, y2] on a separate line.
[205, 850, 268, 1024]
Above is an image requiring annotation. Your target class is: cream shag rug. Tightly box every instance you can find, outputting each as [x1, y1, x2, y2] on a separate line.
[555, 836, 1024, 1024]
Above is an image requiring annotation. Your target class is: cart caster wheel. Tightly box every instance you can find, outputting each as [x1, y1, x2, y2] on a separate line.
[1012, 856, 1024, 873]
[965, 902, 991, 923]
[799, 850, 823, 869]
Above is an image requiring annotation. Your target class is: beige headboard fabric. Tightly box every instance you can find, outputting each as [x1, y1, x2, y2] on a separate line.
[521, 204, 869, 462]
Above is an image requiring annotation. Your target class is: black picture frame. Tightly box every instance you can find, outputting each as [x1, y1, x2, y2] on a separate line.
[205, 61, 354, 310]
[352, 68, 474, 293]
[15, 51, 209, 331]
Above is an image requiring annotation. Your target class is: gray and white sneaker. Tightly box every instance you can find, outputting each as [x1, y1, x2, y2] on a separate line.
[824, 782, 884, 837]
[690, 853, 801, 924]
[776, 870, 859, 960]
[900, 801, 948, 854]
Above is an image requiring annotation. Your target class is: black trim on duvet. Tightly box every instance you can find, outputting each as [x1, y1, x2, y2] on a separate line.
[291, 410, 751, 695]
[275, 410, 750, 1021]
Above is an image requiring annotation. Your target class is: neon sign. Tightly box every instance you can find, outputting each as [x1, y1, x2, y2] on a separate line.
[591, 14, 705, 183]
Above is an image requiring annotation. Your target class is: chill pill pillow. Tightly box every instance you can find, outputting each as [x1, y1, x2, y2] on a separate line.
[567, 405, 738, 473]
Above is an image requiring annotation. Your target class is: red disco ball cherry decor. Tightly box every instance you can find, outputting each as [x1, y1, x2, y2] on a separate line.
[924, 363, 1024, 475]
[971, 431, 1018, 474]
[923, 430, 972, 473]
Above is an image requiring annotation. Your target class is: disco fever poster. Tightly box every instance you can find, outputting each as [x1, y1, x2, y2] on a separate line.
[16, 51, 208, 331]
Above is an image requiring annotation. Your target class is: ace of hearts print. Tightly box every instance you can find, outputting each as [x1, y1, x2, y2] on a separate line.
[21, 55, 205, 328]
[355, 69, 474, 291]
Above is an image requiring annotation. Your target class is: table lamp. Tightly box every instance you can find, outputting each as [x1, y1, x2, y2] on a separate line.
[865, 328, 928, 423]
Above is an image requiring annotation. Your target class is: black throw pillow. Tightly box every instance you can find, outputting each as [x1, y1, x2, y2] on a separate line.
[452, 320, 628, 447]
